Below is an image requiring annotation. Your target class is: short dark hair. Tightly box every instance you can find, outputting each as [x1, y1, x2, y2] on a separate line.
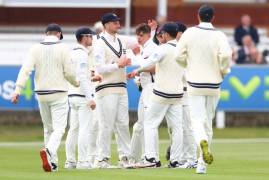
[75, 27, 95, 42]
[160, 22, 178, 38]
[198, 4, 215, 22]
[135, 23, 151, 35]
[175, 21, 187, 33]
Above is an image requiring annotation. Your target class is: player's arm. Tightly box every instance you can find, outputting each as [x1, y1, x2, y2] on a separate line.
[218, 32, 232, 78]
[174, 32, 188, 67]
[93, 42, 130, 74]
[12, 47, 36, 104]
[62, 46, 79, 87]
[76, 51, 96, 110]
[128, 47, 165, 78]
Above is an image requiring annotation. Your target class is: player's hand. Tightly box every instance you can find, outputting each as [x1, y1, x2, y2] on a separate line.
[127, 70, 139, 79]
[132, 45, 140, 55]
[148, 19, 158, 31]
[87, 100, 96, 110]
[117, 57, 131, 68]
[92, 75, 102, 82]
[11, 93, 19, 104]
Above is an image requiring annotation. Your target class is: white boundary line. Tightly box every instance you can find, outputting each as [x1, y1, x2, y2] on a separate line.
[0, 138, 269, 147]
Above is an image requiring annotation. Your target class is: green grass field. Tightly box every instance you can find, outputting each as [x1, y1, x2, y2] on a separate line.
[0, 126, 269, 180]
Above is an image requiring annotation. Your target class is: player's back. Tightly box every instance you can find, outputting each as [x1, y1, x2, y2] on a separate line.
[31, 42, 71, 91]
[182, 25, 229, 83]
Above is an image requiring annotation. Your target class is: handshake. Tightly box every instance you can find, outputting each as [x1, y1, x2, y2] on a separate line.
[117, 57, 131, 68]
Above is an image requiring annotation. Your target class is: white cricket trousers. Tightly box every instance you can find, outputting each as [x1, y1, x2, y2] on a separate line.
[96, 93, 131, 160]
[88, 110, 99, 164]
[65, 96, 94, 163]
[144, 100, 183, 162]
[188, 95, 219, 159]
[130, 83, 153, 161]
[38, 96, 69, 163]
[180, 104, 197, 163]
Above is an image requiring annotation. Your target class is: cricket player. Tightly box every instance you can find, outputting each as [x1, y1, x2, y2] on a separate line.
[166, 22, 198, 168]
[65, 27, 98, 169]
[11, 23, 78, 172]
[129, 22, 184, 168]
[93, 13, 136, 168]
[174, 5, 232, 174]
[129, 23, 158, 163]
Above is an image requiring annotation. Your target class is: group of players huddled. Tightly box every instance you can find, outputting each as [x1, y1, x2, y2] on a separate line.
[11, 4, 232, 174]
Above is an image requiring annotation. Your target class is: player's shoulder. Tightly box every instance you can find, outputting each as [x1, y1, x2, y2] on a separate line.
[216, 30, 227, 37]
[184, 26, 197, 33]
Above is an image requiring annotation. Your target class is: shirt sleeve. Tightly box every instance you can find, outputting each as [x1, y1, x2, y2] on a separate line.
[93, 41, 119, 74]
[136, 46, 165, 71]
[174, 32, 188, 68]
[76, 50, 95, 101]
[15, 46, 36, 94]
[62, 46, 78, 87]
[218, 32, 232, 77]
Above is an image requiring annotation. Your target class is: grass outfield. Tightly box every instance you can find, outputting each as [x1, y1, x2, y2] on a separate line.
[0, 140, 269, 180]
[0, 127, 269, 180]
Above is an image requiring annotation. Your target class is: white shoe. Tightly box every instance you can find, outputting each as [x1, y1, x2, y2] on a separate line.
[175, 161, 197, 169]
[128, 157, 136, 165]
[76, 161, 92, 169]
[126, 157, 161, 169]
[196, 161, 207, 174]
[64, 161, 76, 169]
[94, 158, 117, 169]
[118, 156, 129, 168]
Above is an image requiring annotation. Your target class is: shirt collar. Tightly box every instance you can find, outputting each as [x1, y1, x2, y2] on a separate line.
[43, 35, 59, 43]
[198, 22, 214, 29]
[167, 39, 177, 44]
[75, 43, 89, 53]
[103, 31, 117, 42]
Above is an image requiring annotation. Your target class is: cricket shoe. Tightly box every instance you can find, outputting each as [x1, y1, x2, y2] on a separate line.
[168, 161, 181, 168]
[185, 161, 198, 169]
[128, 157, 136, 165]
[126, 157, 161, 169]
[118, 156, 129, 168]
[200, 140, 213, 164]
[64, 161, 76, 169]
[40, 148, 58, 172]
[172, 161, 198, 169]
[94, 158, 118, 169]
[196, 161, 207, 174]
[76, 161, 92, 170]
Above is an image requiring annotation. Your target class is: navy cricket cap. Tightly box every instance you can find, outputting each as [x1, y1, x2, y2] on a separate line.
[75, 27, 95, 40]
[45, 23, 63, 40]
[101, 13, 120, 25]
[198, 4, 215, 19]
[175, 21, 187, 33]
[160, 22, 178, 35]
